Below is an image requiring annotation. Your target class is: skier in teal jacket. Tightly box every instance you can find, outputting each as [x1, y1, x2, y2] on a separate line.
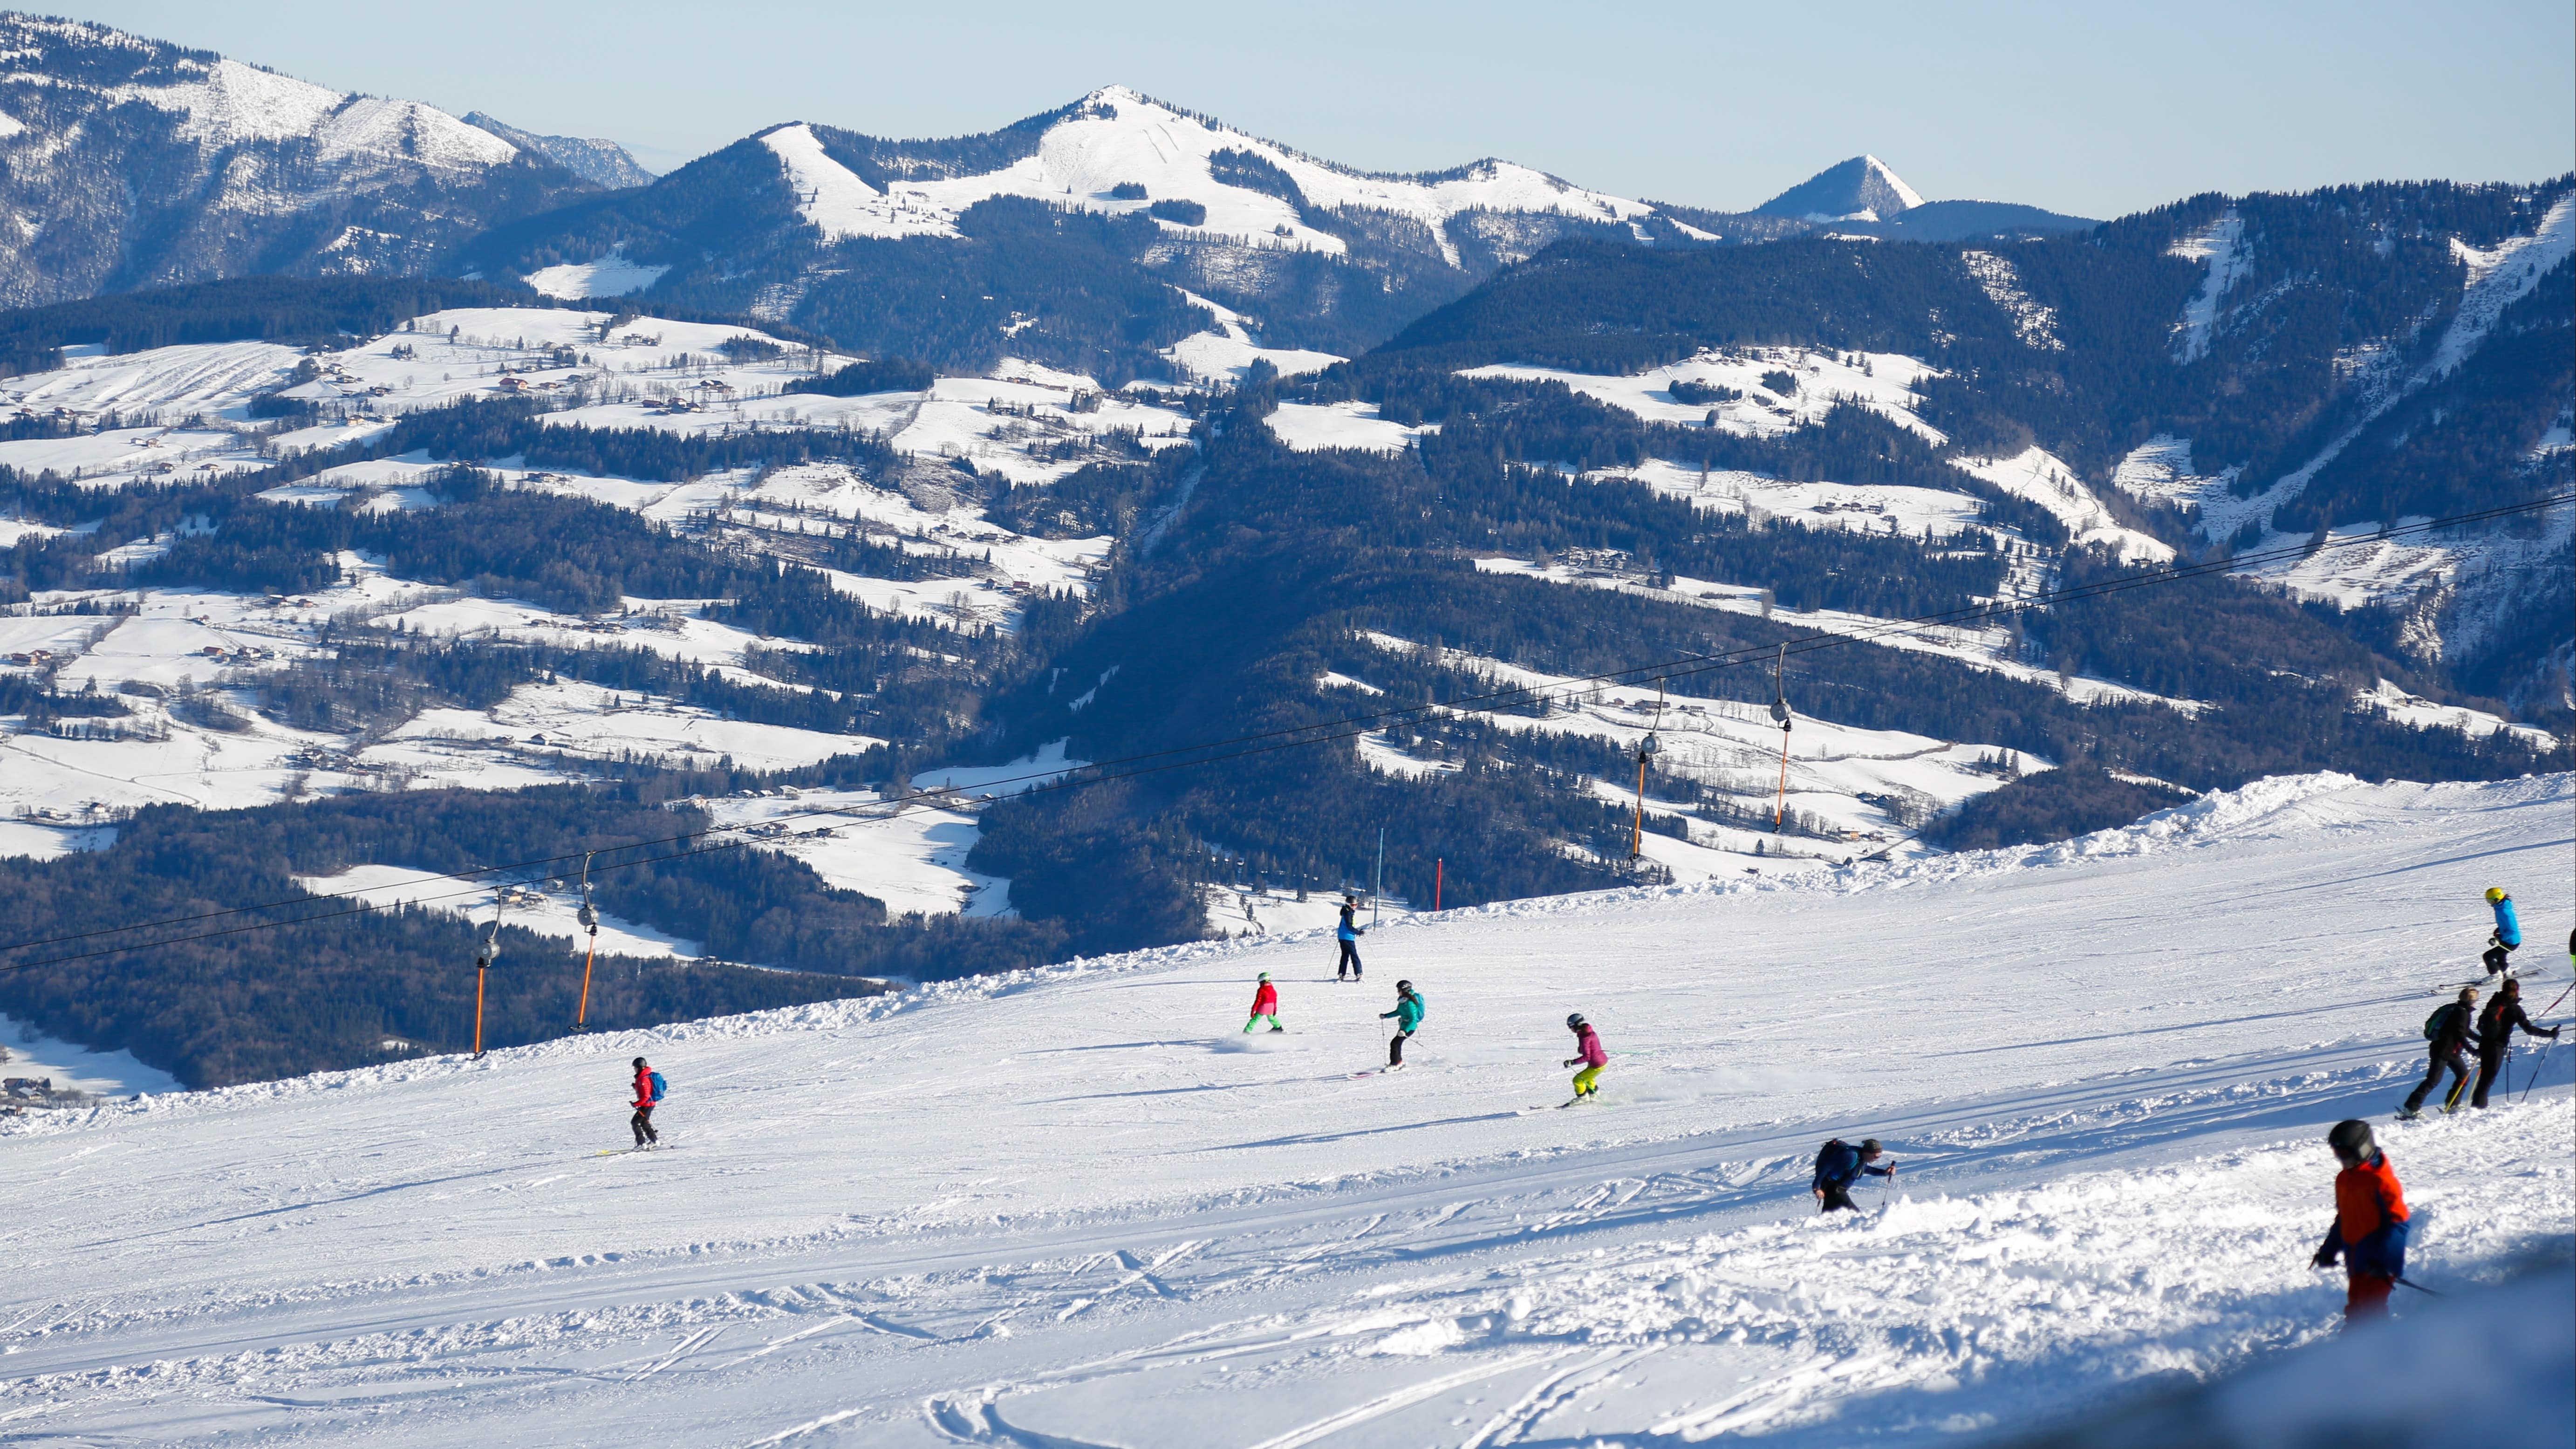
[1380, 980, 1424, 1068]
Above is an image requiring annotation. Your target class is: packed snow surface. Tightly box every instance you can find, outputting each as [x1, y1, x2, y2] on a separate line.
[4, 772, 2569, 1445]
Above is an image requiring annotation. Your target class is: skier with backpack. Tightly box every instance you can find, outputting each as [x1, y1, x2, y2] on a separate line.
[2397, 986, 2481, 1118]
[1335, 896, 1365, 982]
[1244, 972, 1284, 1033]
[1379, 979, 1423, 1068]
[1811, 1137, 1893, 1213]
[2311, 1119, 2408, 1326]
[2481, 887, 2521, 977]
[629, 1056, 664, 1148]
[1562, 1014, 1607, 1103]
[2467, 977, 2560, 1109]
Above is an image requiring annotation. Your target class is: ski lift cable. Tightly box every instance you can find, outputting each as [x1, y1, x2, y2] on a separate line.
[0, 494, 2564, 970]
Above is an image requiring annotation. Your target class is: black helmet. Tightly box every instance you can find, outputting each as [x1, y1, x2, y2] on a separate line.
[1567, 1013, 1587, 1029]
[1396, 979, 1413, 992]
[632, 1057, 648, 1070]
[2327, 1119, 2374, 1163]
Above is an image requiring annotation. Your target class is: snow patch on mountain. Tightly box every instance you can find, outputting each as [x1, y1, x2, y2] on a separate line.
[1960, 447, 2174, 562]
[2353, 678, 2555, 749]
[2110, 433, 2241, 509]
[1264, 399, 1428, 454]
[522, 251, 670, 299]
[1959, 249, 2062, 350]
[294, 863, 706, 959]
[1159, 287, 1342, 383]
[2168, 209, 2248, 363]
[1464, 347, 1945, 445]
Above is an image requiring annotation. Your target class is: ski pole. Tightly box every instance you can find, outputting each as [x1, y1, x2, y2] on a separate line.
[2395, 1276, 2444, 1297]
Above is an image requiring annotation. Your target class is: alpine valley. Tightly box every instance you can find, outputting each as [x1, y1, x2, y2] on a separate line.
[0, 12, 2567, 1092]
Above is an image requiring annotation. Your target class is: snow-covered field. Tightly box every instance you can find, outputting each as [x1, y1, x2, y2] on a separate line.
[4, 772, 2566, 1446]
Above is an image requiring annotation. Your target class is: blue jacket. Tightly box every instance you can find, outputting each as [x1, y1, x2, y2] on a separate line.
[1337, 904, 1361, 942]
[1811, 1140, 1892, 1191]
[2491, 896, 2521, 947]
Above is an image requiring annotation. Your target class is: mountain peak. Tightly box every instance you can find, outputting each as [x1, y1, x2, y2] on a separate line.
[1754, 154, 1926, 223]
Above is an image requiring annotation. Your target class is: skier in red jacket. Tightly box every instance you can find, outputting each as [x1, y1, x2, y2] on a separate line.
[1244, 972, 1284, 1033]
[2311, 1119, 2408, 1325]
[629, 1057, 661, 1148]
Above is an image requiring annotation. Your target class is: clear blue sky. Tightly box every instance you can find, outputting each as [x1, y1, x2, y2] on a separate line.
[42, 0, 2576, 217]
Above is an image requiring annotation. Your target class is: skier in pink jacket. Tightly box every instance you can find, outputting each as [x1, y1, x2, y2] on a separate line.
[1563, 1014, 1607, 1102]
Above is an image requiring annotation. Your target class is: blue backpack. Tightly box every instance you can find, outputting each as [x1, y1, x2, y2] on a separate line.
[648, 1071, 668, 1102]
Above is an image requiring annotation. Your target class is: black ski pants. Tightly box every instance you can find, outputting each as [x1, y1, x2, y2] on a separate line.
[2403, 1049, 2473, 1114]
[1818, 1182, 1860, 1213]
[1388, 1030, 1411, 1066]
[2469, 1048, 2512, 1109]
[2483, 940, 2516, 975]
[631, 1104, 658, 1146]
[1337, 939, 1362, 979]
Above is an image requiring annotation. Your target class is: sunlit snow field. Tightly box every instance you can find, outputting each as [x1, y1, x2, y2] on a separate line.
[1, 772, 2568, 1445]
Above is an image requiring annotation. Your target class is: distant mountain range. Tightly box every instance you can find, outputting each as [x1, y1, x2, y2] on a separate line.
[0, 14, 634, 307]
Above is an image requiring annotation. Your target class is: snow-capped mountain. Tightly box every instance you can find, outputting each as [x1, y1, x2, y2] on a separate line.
[1755, 153, 1927, 222]
[0, 14, 625, 306]
[464, 111, 655, 191]
[463, 90, 2096, 376]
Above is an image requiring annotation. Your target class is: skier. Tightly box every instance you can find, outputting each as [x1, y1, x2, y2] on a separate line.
[629, 1056, 662, 1148]
[1811, 1137, 1893, 1213]
[2310, 1119, 2408, 1326]
[1335, 895, 1365, 981]
[1562, 1013, 1607, 1102]
[2467, 976, 2560, 1109]
[1244, 971, 1284, 1033]
[2397, 986, 2481, 1118]
[1379, 979, 1423, 1068]
[2480, 886, 2521, 977]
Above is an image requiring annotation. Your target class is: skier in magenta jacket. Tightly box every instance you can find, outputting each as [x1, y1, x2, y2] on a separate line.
[1563, 1014, 1607, 1101]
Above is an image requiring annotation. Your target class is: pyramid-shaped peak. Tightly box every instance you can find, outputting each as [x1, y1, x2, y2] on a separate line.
[1754, 155, 1926, 223]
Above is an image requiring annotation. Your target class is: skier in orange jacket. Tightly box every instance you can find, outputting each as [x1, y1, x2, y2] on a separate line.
[2310, 1119, 2408, 1325]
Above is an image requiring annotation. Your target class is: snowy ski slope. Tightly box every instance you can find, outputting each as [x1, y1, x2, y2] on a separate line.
[1, 772, 2567, 1445]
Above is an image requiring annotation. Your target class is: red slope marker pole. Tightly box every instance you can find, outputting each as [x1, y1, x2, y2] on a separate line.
[1435, 858, 1443, 913]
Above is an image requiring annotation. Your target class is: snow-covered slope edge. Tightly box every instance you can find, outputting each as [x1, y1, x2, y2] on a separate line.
[1, 770, 2566, 1444]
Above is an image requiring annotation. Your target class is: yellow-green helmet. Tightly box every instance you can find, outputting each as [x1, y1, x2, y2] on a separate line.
[2485, 887, 2507, 904]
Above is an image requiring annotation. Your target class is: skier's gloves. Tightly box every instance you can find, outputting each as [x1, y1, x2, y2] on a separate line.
[2310, 1245, 2338, 1269]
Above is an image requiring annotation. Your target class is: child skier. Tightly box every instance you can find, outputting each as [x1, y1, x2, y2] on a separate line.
[1562, 1013, 1607, 1102]
[1380, 979, 1423, 1067]
[629, 1056, 663, 1148]
[1244, 972, 1284, 1032]
[2311, 1119, 2407, 1325]
[2468, 976, 2560, 1109]
[1335, 896, 1365, 981]
[1811, 1137, 1893, 1212]
[2398, 985, 2481, 1118]
[2481, 887, 2521, 977]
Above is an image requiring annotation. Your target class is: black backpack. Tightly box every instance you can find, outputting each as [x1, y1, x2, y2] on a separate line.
[1813, 1138, 1847, 1183]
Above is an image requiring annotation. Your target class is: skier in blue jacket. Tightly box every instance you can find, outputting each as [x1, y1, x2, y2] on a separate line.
[2482, 887, 2521, 977]
[1811, 1137, 1893, 1213]
[1335, 895, 1365, 982]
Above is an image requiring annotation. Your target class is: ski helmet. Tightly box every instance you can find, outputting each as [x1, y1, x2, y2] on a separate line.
[633, 1057, 648, 1070]
[1258, 972, 1270, 982]
[1396, 979, 1413, 993]
[2485, 887, 2507, 904]
[1566, 1013, 1587, 1029]
[2326, 1119, 2374, 1163]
